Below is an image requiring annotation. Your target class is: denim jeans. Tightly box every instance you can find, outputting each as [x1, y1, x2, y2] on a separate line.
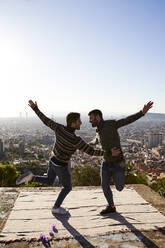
[34, 159, 72, 208]
[101, 161, 125, 206]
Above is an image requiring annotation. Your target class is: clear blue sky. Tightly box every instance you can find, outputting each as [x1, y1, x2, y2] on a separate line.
[0, 0, 164, 117]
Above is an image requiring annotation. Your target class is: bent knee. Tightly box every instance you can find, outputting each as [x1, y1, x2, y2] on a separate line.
[116, 185, 124, 191]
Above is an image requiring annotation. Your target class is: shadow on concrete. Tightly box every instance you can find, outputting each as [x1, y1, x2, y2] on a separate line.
[53, 213, 95, 248]
[102, 212, 160, 248]
[41, 239, 51, 248]
[155, 226, 165, 236]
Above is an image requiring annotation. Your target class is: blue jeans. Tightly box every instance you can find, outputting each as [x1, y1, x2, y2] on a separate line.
[101, 161, 125, 206]
[34, 159, 72, 208]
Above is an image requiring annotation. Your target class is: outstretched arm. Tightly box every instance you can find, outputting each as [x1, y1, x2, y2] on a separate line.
[115, 101, 153, 129]
[28, 100, 59, 131]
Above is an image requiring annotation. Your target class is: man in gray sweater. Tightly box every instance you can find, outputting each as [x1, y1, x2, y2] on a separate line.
[88, 101, 153, 215]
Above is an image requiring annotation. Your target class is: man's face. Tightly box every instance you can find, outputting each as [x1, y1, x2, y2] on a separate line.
[89, 114, 99, 127]
[74, 118, 82, 130]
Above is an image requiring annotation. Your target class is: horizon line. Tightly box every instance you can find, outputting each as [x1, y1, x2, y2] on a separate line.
[0, 112, 165, 119]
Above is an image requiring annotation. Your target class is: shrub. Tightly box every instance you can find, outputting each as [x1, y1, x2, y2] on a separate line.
[150, 178, 165, 197]
[71, 165, 100, 186]
[0, 163, 19, 187]
[125, 172, 148, 185]
[21, 181, 44, 187]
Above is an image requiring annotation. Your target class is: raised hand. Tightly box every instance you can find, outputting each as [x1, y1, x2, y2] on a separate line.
[142, 101, 153, 115]
[111, 147, 120, 157]
[28, 100, 38, 110]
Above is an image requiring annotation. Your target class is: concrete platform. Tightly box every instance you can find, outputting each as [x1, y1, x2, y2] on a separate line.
[0, 188, 165, 241]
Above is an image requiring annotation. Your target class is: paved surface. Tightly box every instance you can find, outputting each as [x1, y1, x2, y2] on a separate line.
[0, 188, 165, 241]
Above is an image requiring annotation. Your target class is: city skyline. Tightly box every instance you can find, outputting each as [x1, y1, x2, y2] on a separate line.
[0, 0, 165, 117]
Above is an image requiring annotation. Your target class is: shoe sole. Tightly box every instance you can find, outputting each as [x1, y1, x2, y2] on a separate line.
[16, 172, 33, 185]
[100, 211, 116, 215]
[51, 210, 68, 215]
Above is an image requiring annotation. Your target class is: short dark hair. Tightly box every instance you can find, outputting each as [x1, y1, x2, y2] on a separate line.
[66, 112, 80, 126]
[88, 109, 103, 119]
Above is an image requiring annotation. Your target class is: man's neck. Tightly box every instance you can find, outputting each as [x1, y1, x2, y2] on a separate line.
[67, 125, 76, 132]
[97, 119, 104, 129]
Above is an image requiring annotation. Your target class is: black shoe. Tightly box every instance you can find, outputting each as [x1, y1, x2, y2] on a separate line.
[100, 206, 116, 215]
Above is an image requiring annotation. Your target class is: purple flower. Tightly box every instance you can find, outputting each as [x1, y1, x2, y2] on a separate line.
[49, 230, 54, 237]
[41, 234, 46, 241]
[40, 234, 44, 239]
[51, 224, 56, 230]
[45, 237, 49, 242]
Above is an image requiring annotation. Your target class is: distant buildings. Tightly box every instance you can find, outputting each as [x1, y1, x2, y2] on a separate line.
[148, 133, 162, 148]
[0, 139, 4, 158]
[19, 142, 25, 155]
[0, 116, 165, 182]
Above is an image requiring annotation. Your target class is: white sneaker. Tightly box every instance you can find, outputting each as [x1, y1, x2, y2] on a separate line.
[16, 171, 34, 185]
[51, 207, 68, 215]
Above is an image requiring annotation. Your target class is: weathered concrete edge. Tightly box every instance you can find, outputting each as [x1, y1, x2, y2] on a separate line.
[0, 189, 20, 234]
[1, 226, 165, 243]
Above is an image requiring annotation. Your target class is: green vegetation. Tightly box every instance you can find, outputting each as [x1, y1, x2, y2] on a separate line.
[150, 178, 165, 197]
[71, 164, 149, 186]
[125, 172, 148, 185]
[0, 163, 19, 187]
[124, 163, 149, 185]
[71, 165, 101, 186]
[0, 162, 164, 199]
[21, 181, 44, 187]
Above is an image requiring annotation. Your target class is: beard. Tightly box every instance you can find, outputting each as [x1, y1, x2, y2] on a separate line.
[91, 122, 98, 127]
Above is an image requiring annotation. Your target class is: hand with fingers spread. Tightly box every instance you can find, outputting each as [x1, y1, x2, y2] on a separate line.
[28, 100, 38, 110]
[111, 147, 121, 157]
[142, 101, 153, 115]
